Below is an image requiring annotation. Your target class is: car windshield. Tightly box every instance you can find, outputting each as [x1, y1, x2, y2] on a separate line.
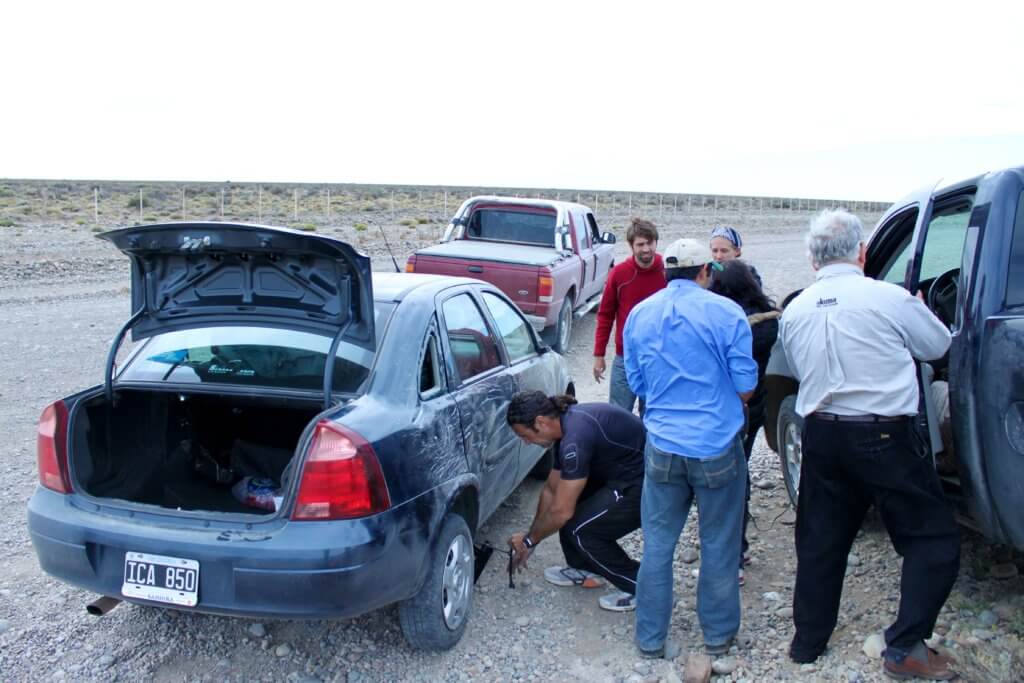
[468, 209, 556, 246]
[119, 302, 395, 392]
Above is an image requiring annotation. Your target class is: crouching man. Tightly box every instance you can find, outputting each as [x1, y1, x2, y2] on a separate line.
[506, 391, 645, 611]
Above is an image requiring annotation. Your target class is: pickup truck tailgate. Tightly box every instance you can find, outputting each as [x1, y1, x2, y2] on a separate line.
[411, 252, 542, 313]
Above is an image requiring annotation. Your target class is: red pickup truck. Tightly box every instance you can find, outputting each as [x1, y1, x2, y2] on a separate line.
[405, 196, 617, 352]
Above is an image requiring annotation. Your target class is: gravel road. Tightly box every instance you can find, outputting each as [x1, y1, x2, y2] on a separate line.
[1, 213, 1022, 682]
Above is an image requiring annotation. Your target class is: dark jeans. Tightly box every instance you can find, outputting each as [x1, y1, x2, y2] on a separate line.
[791, 416, 960, 658]
[559, 483, 642, 594]
[739, 395, 765, 562]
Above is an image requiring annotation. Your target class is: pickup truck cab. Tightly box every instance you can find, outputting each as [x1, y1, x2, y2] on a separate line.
[764, 166, 1024, 550]
[406, 196, 617, 353]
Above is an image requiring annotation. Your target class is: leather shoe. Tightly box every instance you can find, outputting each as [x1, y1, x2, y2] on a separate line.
[883, 651, 956, 680]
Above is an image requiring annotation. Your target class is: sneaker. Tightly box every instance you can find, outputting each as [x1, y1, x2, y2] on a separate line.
[705, 637, 735, 656]
[543, 566, 606, 588]
[638, 639, 682, 660]
[738, 568, 745, 586]
[742, 551, 752, 566]
[598, 590, 635, 612]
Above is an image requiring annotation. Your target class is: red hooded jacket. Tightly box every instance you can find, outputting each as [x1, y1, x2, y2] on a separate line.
[593, 253, 666, 357]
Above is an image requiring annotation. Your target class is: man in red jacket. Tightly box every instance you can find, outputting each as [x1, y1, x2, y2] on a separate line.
[593, 218, 665, 414]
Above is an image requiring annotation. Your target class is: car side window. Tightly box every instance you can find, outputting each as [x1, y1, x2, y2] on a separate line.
[442, 294, 502, 383]
[482, 292, 535, 363]
[876, 209, 919, 284]
[573, 210, 590, 251]
[1007, 191, 1024, 308]
[587, 213, 602, 244]
[419, 332, 443, 398]
[918, 199, 972, 281]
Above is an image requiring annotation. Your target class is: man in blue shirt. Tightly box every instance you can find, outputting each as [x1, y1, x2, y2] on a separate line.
[624, 238, 758, 659]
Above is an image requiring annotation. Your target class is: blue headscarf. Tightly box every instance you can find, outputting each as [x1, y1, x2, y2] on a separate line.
[710, 225, 742, 249]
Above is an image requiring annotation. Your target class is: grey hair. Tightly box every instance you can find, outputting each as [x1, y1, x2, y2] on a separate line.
[805, 209, 865, 268]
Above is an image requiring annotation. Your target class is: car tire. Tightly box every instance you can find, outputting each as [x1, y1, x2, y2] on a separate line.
[398, 514, 474, 651]
[528, 448, 553, 480]
[777, 395, 803, 506]
[544, 298, 573, 354]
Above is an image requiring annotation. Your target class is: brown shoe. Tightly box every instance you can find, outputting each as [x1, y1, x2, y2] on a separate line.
[883, 651, 957, 681]
[927, 646, 957, 668]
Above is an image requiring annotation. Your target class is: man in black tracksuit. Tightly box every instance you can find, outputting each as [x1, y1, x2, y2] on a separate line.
[507, 391, 644, 612]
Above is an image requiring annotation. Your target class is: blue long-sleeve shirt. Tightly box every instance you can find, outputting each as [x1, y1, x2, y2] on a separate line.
[623, 279, 758, 458]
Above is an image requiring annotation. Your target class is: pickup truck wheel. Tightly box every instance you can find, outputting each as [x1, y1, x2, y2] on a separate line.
[548, 298, 573, 354]
[777, 395, 803, 506]
[398, 514, 474, 651]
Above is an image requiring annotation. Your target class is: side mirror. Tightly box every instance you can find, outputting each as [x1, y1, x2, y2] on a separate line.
[600, 232, 617, 244]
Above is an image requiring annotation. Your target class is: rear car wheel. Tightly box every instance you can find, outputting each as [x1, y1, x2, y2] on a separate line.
[543, 298, 573, 354]
[398, 514, 474, 650]
[777, 395, 803, 505]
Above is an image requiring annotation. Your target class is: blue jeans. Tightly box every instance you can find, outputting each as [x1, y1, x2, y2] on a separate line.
[635, 435, 746, 651]
[609, 355, 645, 415]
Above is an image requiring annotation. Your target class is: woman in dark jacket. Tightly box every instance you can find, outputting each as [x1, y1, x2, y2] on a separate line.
[710, 259, 780, 578]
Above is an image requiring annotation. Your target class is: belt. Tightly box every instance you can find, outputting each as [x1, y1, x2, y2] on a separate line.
[809, 412, 912, 423]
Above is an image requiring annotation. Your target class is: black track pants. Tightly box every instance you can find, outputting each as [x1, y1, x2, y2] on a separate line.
[559, 484, 642, 594]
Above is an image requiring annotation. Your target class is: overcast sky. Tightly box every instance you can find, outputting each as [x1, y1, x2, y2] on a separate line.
[4, 1, 1022, 200]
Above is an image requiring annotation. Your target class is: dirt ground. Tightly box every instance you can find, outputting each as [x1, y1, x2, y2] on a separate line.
[1, 207, 1023, 682]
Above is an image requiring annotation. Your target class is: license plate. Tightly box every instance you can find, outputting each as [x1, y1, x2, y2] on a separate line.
[122, 551, 199, 607]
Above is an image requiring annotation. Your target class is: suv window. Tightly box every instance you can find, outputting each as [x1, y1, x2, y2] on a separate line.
[468, 209, 556, 246]
[1008, 191, 1024, 308]
[919, 200, 972, 281]
[442, 293, 502, 382]
[877, 209, 919, 284]
[482, 292, 535, 363]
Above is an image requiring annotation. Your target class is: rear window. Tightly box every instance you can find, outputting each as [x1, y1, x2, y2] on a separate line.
[467, 209, 556, 246]
[1008, 191, 1024, 308]
[118, 303, 394, 392]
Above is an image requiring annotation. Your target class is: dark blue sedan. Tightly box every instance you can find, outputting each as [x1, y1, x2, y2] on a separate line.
[28, 222, 572, 650]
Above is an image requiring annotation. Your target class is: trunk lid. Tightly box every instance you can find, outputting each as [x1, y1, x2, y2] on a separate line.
[100, 223, 375, 350]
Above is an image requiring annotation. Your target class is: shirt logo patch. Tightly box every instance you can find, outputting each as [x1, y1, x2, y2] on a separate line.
[816, 297, 838, 308]
[562, 449, 579, 475]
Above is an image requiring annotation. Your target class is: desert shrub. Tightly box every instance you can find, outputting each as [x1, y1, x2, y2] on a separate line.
[354, 223, 368, 232]
[75, 219, 87, 225]
[399, 218, 416, 226]
[416, 217, 429, 224]
[291, 222, 317, 232]
[0, 218, 15, 227]
[126, 196, 153, 209]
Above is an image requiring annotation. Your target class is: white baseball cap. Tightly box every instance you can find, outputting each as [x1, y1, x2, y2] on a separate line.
[663, 238, 713, 268]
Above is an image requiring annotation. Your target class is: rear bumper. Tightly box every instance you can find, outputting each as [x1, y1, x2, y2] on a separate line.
[27, 488, 437, 619]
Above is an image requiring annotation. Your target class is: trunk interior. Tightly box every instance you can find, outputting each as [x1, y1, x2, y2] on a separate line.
[71, 389, 321, 515]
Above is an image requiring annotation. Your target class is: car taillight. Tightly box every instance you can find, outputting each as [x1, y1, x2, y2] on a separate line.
[405, 257, 415, 273]
[538, 274, 554, 303]
[37, 400, 71, 494]
[292, 421, 391, 521]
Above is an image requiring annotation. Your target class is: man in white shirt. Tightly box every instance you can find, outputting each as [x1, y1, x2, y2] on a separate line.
[780, 210, 959, 681]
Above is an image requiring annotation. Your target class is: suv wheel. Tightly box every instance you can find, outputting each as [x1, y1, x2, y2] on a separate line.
[398, 514, 474, 650]
[777, 395, 803, 505]
[552, 298, 573, 353]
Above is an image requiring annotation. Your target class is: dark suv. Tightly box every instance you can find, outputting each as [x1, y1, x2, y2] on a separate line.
[765, 166, 1024, 550]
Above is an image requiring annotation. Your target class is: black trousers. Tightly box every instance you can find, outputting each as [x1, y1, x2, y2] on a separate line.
[791, 416, 960, 656]
[559, 484, 642, 594]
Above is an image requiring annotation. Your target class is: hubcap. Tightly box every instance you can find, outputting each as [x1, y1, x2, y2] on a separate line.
[441, 533, 472, 630]
[558, 304, 572, 350]
[783, 421, 802, 497]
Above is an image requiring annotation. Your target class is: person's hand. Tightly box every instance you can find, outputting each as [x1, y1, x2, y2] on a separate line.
[508, 533, 532, 572]
[593, 357, 606, 383]
[916, 289, 926, 302]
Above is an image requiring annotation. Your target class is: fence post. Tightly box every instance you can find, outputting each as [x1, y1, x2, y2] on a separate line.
[293, 189, 298, 221]
[139, 187, 143, 223]
[327, 188, 331, 222]
[390, 190, 395, 223]
[443, 190, 448, 217]
[94, 188, 98, 223]
[659, 194, 663, 216]
[181, 188, 186, 219]
[258, 187, 262, 222]
[628, 194, 632, 214]
[220, 189, 225, 219]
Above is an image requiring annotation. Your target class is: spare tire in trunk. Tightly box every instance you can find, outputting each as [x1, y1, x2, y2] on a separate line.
[70, 389, 321, 515]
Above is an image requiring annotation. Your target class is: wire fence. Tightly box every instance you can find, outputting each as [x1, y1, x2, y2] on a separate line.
[0, 180, 891, 230]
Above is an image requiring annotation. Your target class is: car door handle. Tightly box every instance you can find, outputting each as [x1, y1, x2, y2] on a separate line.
[467, 266, 483, 273]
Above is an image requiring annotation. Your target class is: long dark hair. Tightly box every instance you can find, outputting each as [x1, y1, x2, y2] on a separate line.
[710, 260, 775, 313]
[506, 391, 577, 428]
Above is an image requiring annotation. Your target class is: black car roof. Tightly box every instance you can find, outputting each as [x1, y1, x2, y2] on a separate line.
[371, 272, 482, 303]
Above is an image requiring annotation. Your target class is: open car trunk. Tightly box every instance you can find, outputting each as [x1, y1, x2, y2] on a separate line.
[70, 389, 321, 515]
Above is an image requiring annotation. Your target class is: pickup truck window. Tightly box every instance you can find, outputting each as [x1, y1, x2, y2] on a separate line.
[482, 292, 535, 363]
[442, 293, 503, 382]
[1008, 191, 1024, 308]
[586, 214, 602, 243]
[573, 211, 590, 250]
[919, 200, 972, 281]
[468, 209, 556, 247]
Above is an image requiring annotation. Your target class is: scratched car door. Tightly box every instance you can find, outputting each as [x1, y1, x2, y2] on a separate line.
[438, 290, 519, 521]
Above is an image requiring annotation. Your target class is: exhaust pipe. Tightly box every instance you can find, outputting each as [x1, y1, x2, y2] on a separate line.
[86, 596, 121, 616]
